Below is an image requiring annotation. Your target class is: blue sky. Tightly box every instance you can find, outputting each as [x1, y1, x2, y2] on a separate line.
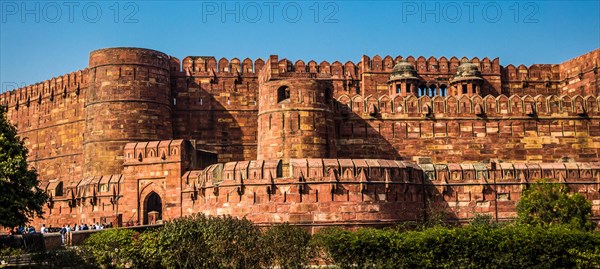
[1, 1, 599, 92]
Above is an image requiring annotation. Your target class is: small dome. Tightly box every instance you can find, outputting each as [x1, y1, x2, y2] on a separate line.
[451, 62, 483, 84]
[389, 60, 418, 80]
[454, 62, 481, 78]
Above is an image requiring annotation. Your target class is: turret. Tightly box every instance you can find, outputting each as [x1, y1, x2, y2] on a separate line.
[388, 60, 421, 96]
[83, 48, 174, 177]
[257, 78, 336, 160]
[450, 61, 483, 96]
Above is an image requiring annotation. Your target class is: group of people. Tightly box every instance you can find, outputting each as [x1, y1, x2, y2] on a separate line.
[6, 225, 39, 235]
[6, 222, 115, 245]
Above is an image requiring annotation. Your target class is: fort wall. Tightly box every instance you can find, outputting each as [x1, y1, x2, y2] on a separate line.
[179, 159, 600, 230]
[0, 69, 88, 190]
[1, 46, 599, 228]
[558, 49, 600, 96]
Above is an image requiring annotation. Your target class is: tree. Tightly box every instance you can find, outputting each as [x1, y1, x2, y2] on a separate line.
[0, 105, 48, 227]
[516, 179, 593, 230]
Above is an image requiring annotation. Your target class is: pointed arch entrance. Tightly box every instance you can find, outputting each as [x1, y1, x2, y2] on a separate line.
[143, 191, 162, 225]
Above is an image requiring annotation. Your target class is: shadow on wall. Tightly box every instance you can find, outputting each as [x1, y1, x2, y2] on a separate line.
[329, 95, 459, 223]
[172, 75, 257, 164]
[332, 96, 402, 160]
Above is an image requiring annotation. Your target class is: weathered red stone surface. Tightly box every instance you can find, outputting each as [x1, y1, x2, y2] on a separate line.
[0, 47, 599, 228]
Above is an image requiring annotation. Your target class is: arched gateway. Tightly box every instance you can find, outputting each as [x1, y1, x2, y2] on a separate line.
[143, 191, 162, 225]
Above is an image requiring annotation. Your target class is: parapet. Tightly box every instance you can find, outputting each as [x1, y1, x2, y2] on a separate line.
[182, 158, 600, 199]
[184, 159, 422, 190]
[89, 47, 175, 70]
[181, 56, 265, 78]
[361, 55, 502, 75]
[123, 139, 189, 165]
[0, 69, 88, 110]
[42, 174, 123, 207]
[335, 93, 600, 117]
[427, 162, 600, 183]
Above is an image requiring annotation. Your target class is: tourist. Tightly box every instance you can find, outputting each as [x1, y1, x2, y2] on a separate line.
[65, 225, 72, 246]
[59, 225, 67, 244]
[40, 224, 46, 234]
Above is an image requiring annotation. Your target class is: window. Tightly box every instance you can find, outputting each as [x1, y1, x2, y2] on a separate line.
[55, 182, 63, 197]
[429, 85, 437, 97]
[418, 84, 427, 97]
[324, 88, 332, 103]
[462, 84, 468, 94]
[100, 183, 109, 193]
[277, 86, 290, 102]
[440, 85, 447, 96]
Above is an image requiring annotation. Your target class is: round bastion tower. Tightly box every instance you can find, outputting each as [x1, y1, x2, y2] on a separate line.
[84, 48, 174, 177]
[257, 79, 336, 160]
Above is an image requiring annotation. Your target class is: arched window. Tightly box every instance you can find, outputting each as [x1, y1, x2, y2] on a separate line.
[439, 85, 447, 97]
[277, 86, 290, 103]
[429, 85, 437, 97]
[418, 84, 427, 97]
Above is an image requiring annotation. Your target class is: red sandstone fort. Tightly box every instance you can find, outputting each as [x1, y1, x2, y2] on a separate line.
[1, 47, 600, 229]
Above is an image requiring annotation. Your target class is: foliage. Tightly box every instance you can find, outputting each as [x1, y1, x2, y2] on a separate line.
[31, 247, 96, 268]
[516, 180, 593, 230]
[0, 246, 24, 265]
[0, 105, 48, 227]
[263, 223, 313, 269]
[73, 209, 600, 268]
[469, 213, 497, 228]
[569, 247, 600, 268]
[314, 224, 600, 268]
[156, 214, 266, 269]
[84, 228, 139, 268]
[130, 228, 162, 268]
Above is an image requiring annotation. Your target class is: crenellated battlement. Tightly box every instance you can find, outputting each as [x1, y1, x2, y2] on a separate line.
[361, 55, 501, 75]
[0, 69, 88, 108]
[335, 93, 600, 118]
[3, 48, 597, 111]
[181, 56, 265, 77]
[502, 64, 560, 82]
[186, 159, 600, 190]
[123, 140, 188, 164]
[175, 158, 600, 226]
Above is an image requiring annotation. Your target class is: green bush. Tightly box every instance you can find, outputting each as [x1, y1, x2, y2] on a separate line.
[263, 223, 312, 269]
[314, 225, 600, 268]
[31, 247, 96, 269]
[84, 228, 139, 268]
[130, 228, 162, 268]
[0, 246, 24, 265]
[569, 247, 600, 268]
[156, 214, 266, 269]
[516, 180, 593, 230]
